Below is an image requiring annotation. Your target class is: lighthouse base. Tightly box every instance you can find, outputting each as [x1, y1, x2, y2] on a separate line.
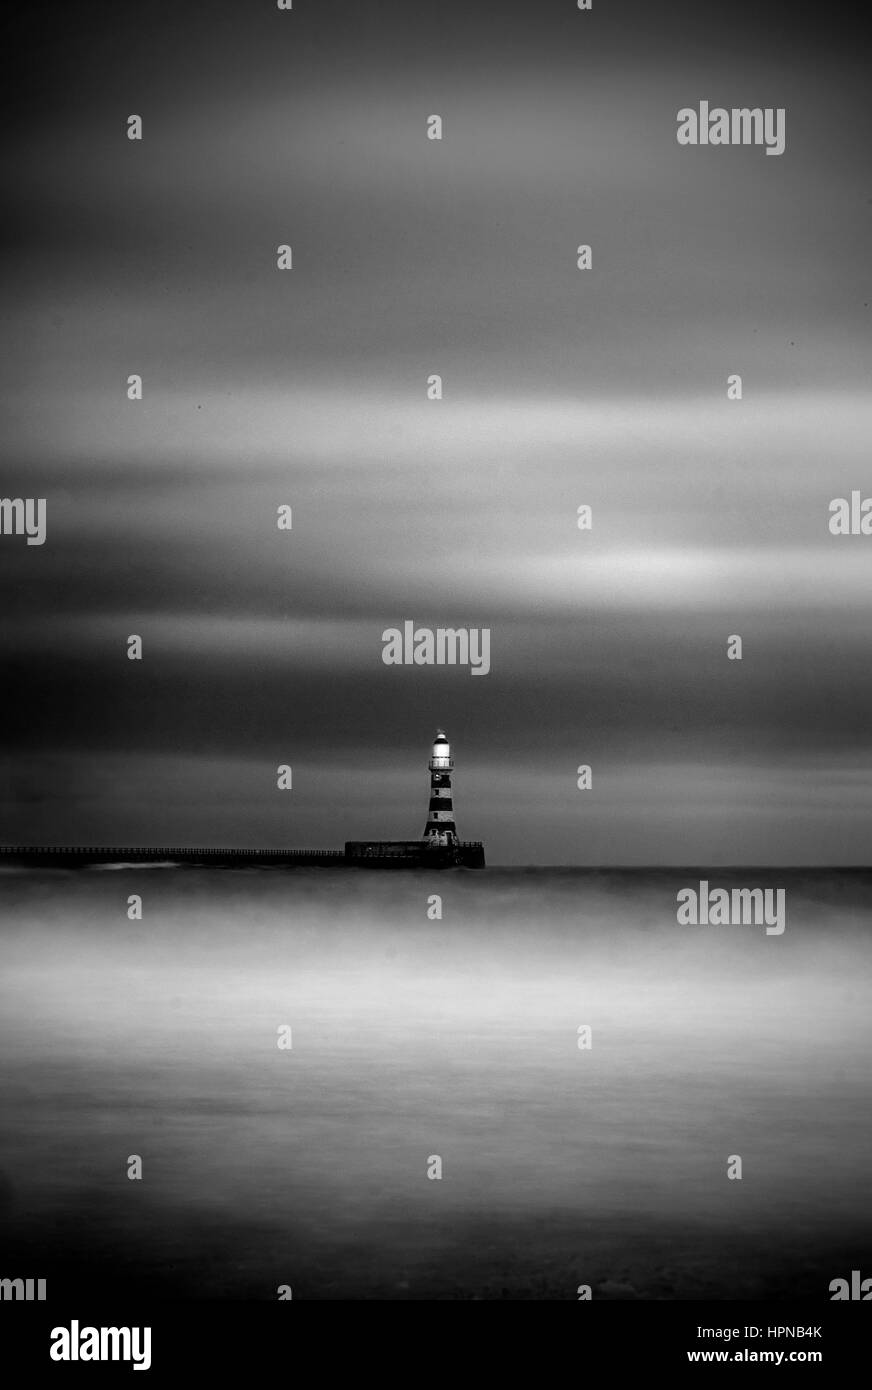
[344, 840, 485, 869]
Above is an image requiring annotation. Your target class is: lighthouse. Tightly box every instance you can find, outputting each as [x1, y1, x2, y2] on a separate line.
[345, 727, 482, 864]
[423, 730, 458, 846]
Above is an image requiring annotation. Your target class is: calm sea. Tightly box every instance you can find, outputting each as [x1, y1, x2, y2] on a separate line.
[1, 866, 870, 1299]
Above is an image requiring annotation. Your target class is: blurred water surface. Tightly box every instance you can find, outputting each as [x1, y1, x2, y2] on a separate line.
[1, 867, 870, 1299]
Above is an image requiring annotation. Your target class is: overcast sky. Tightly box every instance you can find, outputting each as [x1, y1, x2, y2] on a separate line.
[2, 0, 871, 862]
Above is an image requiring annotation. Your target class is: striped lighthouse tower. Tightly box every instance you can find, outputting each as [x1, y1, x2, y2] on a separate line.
[423, 730, 458, 846]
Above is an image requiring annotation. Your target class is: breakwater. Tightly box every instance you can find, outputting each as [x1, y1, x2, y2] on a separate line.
[0, 842, 486, 869]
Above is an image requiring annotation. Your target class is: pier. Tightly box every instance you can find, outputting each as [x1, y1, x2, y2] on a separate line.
[0, 843, 485, 869]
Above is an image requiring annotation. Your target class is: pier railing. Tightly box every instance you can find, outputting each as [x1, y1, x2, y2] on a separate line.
[0, 846, 345, 860]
